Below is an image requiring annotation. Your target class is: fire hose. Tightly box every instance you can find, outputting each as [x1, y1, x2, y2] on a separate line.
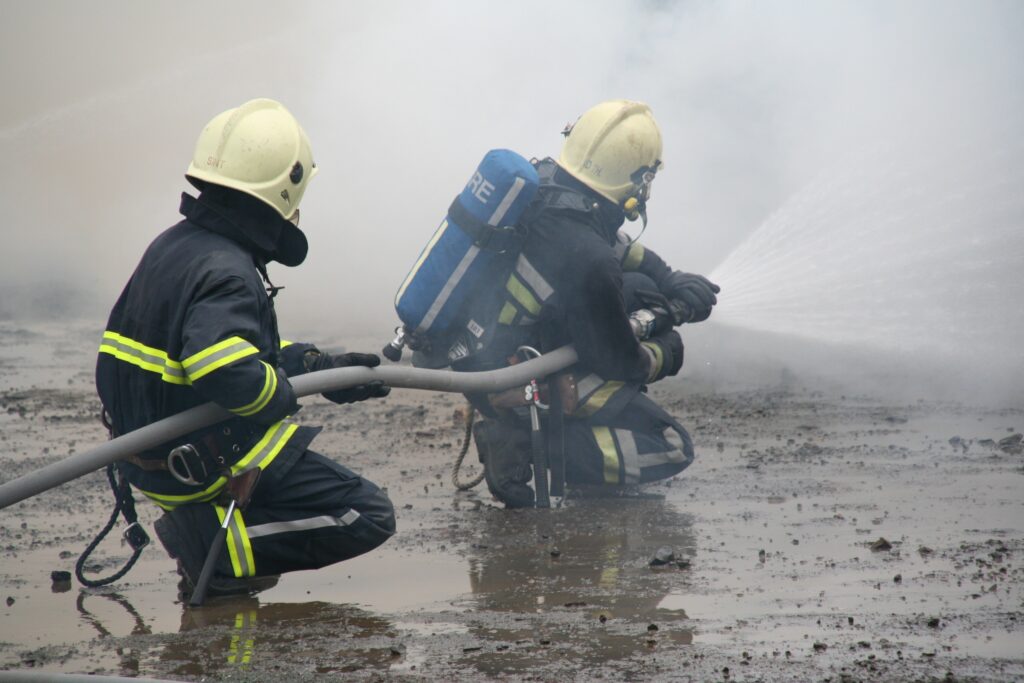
[0, 346, 578, 511]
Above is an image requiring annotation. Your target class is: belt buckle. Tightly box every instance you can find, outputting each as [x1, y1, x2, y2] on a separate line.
[167, 444, 208, 486]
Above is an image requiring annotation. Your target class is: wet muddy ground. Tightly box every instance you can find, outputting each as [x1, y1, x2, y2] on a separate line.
[0, 321, 1022, 681]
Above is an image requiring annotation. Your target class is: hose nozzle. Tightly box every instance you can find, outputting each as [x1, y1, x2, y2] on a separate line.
[382, 327, 407, 362]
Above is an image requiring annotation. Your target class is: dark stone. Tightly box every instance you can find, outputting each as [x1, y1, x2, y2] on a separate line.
[871, 537, 893, 552]
[998, 433, 1023, 454]
[650, 546, 675, 566]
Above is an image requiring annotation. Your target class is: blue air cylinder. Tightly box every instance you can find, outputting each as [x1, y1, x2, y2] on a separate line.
[393, 149, 540, 341]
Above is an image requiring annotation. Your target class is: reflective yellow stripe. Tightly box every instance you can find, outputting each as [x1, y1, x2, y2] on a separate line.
[506, 274, 541, 316]
[498, 301, 517, 325]
[396, 219, 450, 304]
[280, 340, 293, 348]
[214, 504, 242, 576]
[514, 255, 553, 301]
[183, 336, 259, 381]
[593, 426, 620, 484]
[577, 380, 625, 418]
[599, 546, 620, 587]
[216, 505, 255, 577]
[641, 340, 664, 379]
[143, 478, 226, 511]
[99, 331, 189, 385]
[228, 610, 257, 665]
[231, 421, 298, 473]
[623, 242, 645, 271]
[139, 421, 297, 510]
[231, 362, 278, 417]
[237, 510, 255, 576]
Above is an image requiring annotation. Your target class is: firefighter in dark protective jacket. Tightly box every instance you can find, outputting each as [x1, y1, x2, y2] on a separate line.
[96, 98, 396, 596]
[470, 100, 720, 508]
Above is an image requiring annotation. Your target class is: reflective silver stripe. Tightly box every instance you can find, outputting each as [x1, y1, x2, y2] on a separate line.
[488, 176, 527, 225]
[100, 336, 187, 381]
[616, 429, 642, 484]
[641, 344, 660, 382]
[515, 255, 554, 302]
[637, 447, 687, 466]
[418, 176, 528, 333]
[232, 422, 296, 475]
[184, 338, 257, 380]
[227, 512, 253, 576]
[576, 373, 604, 402]
[665, 428, 684, 452]
[245, 510, 362, 539]
[418, 245, 480, 333]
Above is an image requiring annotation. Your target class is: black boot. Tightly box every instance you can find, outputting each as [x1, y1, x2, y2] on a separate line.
[154, 508, 279, 599]
[474, 420, 535, 508]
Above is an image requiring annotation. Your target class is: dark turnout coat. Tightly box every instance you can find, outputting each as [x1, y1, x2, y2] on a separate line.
[96, 191, 317, 508]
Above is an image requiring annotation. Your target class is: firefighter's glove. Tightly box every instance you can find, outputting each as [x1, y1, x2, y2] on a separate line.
[641, 330, 684, 383]
[279, 342, 319, 377]
[303, 351, 392, 405]
[631, 290, 676, 340]
[664, 271, 720, 323]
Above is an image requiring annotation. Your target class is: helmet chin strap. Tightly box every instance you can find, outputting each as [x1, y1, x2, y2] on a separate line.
[622, 162, 658, 242]
[622, 196, 648, 244]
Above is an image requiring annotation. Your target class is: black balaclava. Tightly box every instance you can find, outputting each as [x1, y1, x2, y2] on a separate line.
[181, 179, 309, 267]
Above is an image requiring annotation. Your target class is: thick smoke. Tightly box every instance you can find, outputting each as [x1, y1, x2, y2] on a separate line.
[1, 1, 1021, 398]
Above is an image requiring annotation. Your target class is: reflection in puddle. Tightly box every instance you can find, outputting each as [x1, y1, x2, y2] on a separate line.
[165, 599, 400, 677]
[256, 547, 470, 611]
[455, 497, 698, 676]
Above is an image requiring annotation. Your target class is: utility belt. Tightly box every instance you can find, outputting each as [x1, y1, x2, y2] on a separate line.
[120, 419, 263, 487]
[486, 372, 578, 416]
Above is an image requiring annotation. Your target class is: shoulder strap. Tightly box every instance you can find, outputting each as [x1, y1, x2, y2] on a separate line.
[446, 197, 524, 253]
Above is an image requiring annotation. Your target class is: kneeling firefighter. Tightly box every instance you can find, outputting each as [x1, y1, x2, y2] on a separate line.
[95, 99, 395, 597]
[465, 100, 720, 507]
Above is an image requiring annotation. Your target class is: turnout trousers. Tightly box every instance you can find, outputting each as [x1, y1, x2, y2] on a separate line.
[478, 389, 694, 489]
[473, 269, 695, 490]
[562, 390, 694, 486]
[158, 450, 395, 579]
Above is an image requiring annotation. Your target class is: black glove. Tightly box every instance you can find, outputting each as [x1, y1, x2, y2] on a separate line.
[303, 350, 391, 405]
[278, 342, 319, 377]
[641, 330, 684, 382]
[663, 271, 720, 323]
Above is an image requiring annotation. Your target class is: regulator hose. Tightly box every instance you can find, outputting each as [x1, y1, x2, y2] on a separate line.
[0, 346, 578, 510]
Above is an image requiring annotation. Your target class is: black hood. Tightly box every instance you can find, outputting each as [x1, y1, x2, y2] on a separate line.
[179, 181, 308, 267]
[533, 158, 626, 244]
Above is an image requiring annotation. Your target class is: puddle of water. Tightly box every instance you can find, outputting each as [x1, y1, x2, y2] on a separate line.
[0, 538, 471, 671]
[257, 547, 471, 612]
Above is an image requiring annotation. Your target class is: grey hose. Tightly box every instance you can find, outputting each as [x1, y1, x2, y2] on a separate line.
[0, 673, 177, 683]
[0, 346, 578, 510]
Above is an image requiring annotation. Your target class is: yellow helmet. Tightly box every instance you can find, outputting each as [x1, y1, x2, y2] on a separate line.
[186, 98, 317, 221]
[558, 100, 663, 215]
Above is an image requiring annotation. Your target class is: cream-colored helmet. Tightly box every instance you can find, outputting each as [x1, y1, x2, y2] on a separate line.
[186, 98, 317, 221]
[558, 100, 663, 219]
